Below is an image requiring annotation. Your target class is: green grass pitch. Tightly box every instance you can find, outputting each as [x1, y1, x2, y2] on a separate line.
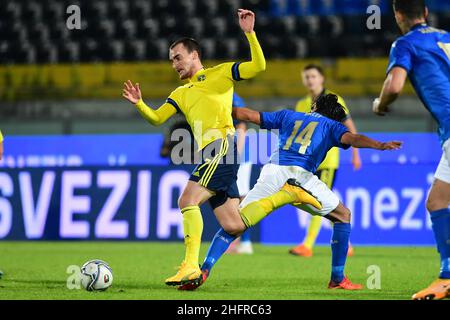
[0, 242, 439, 300]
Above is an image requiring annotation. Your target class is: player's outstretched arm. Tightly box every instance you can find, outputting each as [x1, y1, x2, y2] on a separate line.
[373, 67, 407, 116]
[232, 107, 261, 125]
[341, 132, 402, 151]
[235, 9, 266, 79]
[123, 80, 176, 126]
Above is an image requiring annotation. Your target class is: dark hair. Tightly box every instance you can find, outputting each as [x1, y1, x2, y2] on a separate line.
[393, 0, 426, 20]
[169, 37, 202, 59]
[313, 94, 347, 122]
[303, 64, 325, 76]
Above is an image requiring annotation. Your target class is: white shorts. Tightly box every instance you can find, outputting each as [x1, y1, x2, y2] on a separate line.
[236, 162, 253, 197]
[435, 139, 450, 184]
[240, 163, 340, 217]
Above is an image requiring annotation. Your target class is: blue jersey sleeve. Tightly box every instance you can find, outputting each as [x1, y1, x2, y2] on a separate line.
[232, 93, 246, 126]
[232, 93, 246, 108]
[260, 109, 291, 130]
[329, 121, 351, 149]
[386, 39, 413, 74]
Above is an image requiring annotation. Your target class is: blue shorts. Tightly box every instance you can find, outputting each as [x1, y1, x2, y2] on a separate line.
[189, 135, 240, 209]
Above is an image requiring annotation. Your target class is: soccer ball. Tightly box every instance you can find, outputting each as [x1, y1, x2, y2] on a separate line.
[80, 259, 113, 291]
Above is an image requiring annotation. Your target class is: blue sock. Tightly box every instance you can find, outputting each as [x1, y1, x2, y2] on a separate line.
[201, 228, 236, 273]
[331, 223, 351, 283]
[240, 229, 251, 243]
[430, 208, 450, 279]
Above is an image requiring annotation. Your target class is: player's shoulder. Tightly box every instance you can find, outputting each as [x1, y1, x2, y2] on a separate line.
[167, 85, 189, 102]
[392, 26, 441, 48]
[204, 62, 242, 81]
[392, 34, 414, 50]
[209, 62, 236, 73]
[266, 108, 296, 121]
[266, 108, 295, 115]
[296, 96, 310, 105]
[295, 96, 311, 112]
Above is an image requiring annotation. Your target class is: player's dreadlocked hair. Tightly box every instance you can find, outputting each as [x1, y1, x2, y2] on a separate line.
[393, 0, 426, 20]
[312, 94, 347, 122]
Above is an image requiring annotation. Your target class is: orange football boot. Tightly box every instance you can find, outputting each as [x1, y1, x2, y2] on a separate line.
[289, 244, 313, 257]
[328, 277, 363, 290]
[347, 244, 354, 257]
[412, 278, 450, 300]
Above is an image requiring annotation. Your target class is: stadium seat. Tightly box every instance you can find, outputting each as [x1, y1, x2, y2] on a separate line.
[0, 0, 449, 63]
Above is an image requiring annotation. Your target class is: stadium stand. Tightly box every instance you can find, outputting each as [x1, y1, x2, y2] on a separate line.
[1, 0, 449, 64]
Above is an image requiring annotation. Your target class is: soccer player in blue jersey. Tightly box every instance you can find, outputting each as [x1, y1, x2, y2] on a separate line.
[179, 94, 401, 291]
[373, 0, 450, 300]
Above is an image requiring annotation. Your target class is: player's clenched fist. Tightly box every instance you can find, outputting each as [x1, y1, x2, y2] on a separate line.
[372, 98, 389, 116]
[238, 9, 255, 33]
[123, 80, 142, 104]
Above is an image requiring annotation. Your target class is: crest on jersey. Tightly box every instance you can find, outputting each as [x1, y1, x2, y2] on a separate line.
[197, 75, 206, 82]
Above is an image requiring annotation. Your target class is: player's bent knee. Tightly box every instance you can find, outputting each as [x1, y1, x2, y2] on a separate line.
[222, 222, 246, 236]
[426, 197, 446, 213]
[178, 196, 198, 210]
[330, 207, 351, 223]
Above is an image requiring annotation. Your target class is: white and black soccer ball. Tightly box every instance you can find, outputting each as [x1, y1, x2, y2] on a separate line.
[80, 260, 113, 291]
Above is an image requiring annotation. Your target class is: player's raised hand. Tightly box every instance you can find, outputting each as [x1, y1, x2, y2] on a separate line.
[238, 9, 255, 33]
[380, 141, 403, 150]
[123, 80, 142, 104]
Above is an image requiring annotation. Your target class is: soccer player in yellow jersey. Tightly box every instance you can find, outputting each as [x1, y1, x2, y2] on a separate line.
[123, 10, 320, 287]
[289, 64, 362, 258]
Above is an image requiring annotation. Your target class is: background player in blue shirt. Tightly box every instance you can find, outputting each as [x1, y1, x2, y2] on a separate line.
[179, 94, 401, 291]
[373, 0, 450, 300]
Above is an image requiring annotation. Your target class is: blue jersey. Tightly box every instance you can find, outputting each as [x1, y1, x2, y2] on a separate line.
[260, 109, 350, 173]
[232, 93, 246, 126]
[387, 23, 450, 146]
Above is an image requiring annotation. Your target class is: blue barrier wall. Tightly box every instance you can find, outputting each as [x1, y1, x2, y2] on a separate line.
[0, 133, 443, 245]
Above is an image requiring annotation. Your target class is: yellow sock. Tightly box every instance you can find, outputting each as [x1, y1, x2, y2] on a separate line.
[240, 190, 294, 227]
[181, 206, 203, 268]
[303, 215, 323, 249]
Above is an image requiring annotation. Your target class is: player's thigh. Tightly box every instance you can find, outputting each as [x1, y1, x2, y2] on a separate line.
[213, 197, 246, 235]
[294, 173, 340, 217]
[434, 150, 450, 184]
[236, 162, 252, 197]
[239, 164, 287, 209]
[178, 180, 214, 208]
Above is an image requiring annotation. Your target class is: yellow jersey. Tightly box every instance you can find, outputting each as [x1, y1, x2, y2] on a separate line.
[295, 89, 350, 170]
[166, 62, 239, 150]
[135, 32, 265, 151]
[0, 130, 3, 142]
